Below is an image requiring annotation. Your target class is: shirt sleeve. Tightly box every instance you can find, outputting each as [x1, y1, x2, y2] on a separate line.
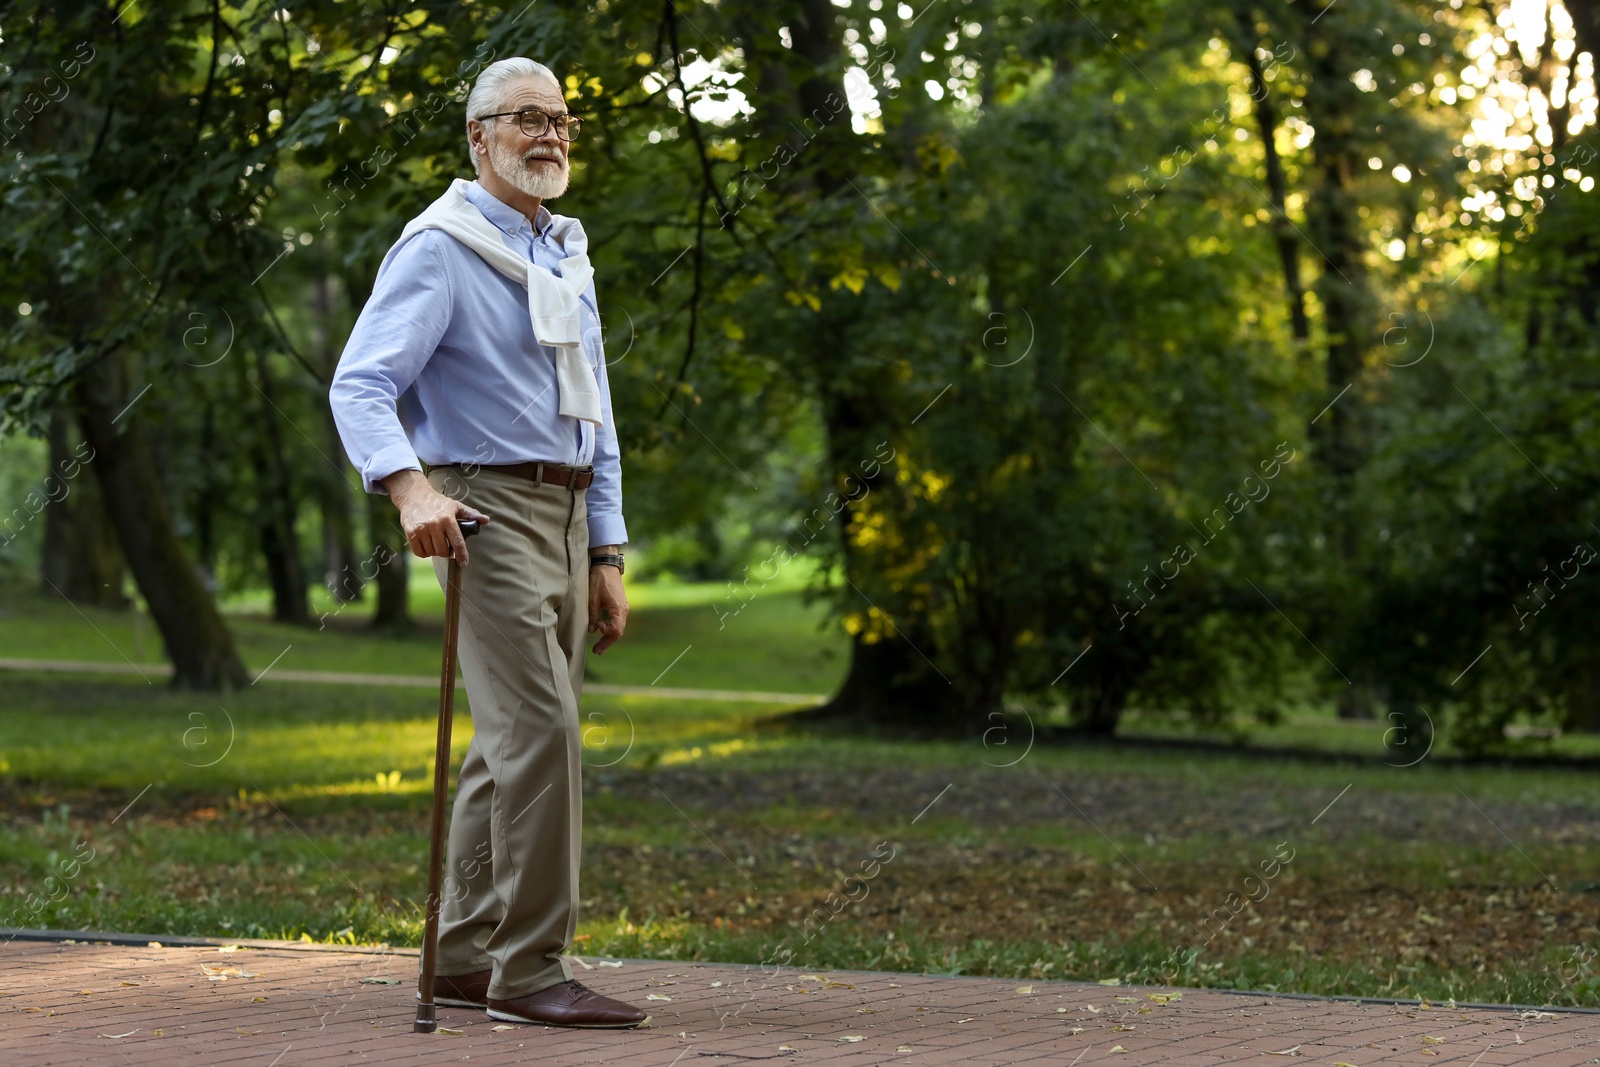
[584, 280, 629, 548]
[328, 230, 454, 495]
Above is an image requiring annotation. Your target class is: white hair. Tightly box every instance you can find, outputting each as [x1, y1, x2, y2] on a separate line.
[465, 57, 560, 172]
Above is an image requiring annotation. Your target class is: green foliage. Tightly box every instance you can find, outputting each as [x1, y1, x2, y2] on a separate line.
[1, 0, 1596, 742]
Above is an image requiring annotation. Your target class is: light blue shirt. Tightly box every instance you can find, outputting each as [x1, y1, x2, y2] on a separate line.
[329, 180, 627, 548]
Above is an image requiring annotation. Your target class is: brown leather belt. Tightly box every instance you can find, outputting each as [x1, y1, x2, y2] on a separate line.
[451, 461, 594, 489]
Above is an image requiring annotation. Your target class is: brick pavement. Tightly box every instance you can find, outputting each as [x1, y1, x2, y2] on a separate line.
[0, 935, 1595, 1065]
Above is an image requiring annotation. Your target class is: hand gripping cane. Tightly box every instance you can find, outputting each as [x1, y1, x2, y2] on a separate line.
[415, 517, 480, 1034]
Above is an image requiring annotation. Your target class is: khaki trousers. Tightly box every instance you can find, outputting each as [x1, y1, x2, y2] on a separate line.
[425, 464, 588, 1000]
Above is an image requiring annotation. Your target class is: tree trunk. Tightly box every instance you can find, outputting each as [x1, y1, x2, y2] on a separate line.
[803, 630, 964, 733]
[40, 409, 126, 608]
[780, 0, 969, 730]
[313, 274, 362, 604]
[1299, 4, 1378, 718]
[250, 352, 310, 625]
[74, 350, 250, 689]
[367, 490, 410, 630]
[1234, 9, 1310, 349]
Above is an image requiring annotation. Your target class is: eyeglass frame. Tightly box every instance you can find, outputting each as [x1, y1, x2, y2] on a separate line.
[474, 107, 584, 142]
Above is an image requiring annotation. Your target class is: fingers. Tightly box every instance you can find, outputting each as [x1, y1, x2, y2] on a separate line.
[404, 494, 489, 563]
[587, 572, 628, 654]
[407, 523, 450, 560]
[593, 608, 625, 654]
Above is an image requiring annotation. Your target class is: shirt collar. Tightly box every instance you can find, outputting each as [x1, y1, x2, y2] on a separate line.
[464, 179, 553, 238]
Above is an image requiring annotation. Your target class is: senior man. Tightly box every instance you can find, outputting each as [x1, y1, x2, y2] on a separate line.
[329, 57, 646, 1029]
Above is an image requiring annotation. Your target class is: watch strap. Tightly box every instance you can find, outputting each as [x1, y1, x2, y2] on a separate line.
[589, 552, 625, 574]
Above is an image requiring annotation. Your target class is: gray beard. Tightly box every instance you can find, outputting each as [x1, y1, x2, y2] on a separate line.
[488, 136, 569, 201]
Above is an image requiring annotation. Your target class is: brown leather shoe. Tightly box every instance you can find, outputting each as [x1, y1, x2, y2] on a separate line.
[416, 968, 493, 1009]
[487, 979, 651, 1029]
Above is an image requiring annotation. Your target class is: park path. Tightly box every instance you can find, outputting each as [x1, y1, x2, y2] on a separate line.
[0, 657, 827, 706]
[1, 932, 1594, 1066]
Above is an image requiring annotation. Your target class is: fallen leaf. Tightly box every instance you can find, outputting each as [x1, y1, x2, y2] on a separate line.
[1333, 1062, 1362, 1066]
[710, 981, 723, 988]
[647, 994, 672, 1002]
[251, 997, 267, 1003]
[78, 990, 93, 995]
[235, 1028, 258, 1036]
[199, 965, 258, 980]
[492, 1024, 516, 1032]
[1267, 1046, 1301, 1056]
[1421, 1036, 1445, 1045]
[361, 977, 400, 986]
[118, 981, 140, 987]
[153, 1029, 163, 1037]
[1147, 992, 1182, 1004]
[1111, 1024, 1136, 1032]
[897, 1046, 914, 1054]
[839, 1035, 865, 1043]
[598, 960, 624, 968]
[1520, 1010, 1559, 1021]
[1055, 1007, 1070, 1014]
[822, 979, 856, 989]
[1068, 1027, 1085, 1035]
[957, 1017, 975, 1023]
[1110, 1046, 1128, 1053]
[1085, 1004, 1101, 1014]
[1098, 978, 1123, 986]
[778, 1046, 798, 1052]
[1115, 996, 1138, 1003]
[437, 1026, 463, 1035]
[101, 1030, 139, 1039]
[218, 945, 238, 953]
[1016, 985, 1034, 995]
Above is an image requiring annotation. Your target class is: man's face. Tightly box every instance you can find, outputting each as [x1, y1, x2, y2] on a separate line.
[475, 75, 570, 200]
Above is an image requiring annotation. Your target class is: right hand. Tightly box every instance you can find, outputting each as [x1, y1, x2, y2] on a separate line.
[382, 469, 490, 566]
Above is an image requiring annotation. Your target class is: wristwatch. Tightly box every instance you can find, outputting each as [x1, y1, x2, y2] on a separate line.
[589, 551, 625, 575]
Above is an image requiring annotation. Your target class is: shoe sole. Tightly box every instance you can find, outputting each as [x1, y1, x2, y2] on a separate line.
[416, 994, 487, 1009]
[486, 1007, 651, 1029]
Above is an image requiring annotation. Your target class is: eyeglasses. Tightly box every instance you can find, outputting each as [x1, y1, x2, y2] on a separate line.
[476, 108, 584, 142]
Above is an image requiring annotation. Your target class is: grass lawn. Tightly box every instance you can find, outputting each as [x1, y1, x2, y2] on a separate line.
[1, 563, 847, 695]
[1, 578, 1597, 1008]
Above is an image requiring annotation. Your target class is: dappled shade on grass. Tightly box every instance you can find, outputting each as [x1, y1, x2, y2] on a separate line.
[2, 669, 1597, 1007]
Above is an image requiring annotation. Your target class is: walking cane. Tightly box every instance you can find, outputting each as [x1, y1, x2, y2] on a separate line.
[415, 517, 480, 1034]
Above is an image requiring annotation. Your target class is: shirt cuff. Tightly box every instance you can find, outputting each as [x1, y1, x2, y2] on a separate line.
[587, 514, 628, 550]
[362, 443, 424, 495]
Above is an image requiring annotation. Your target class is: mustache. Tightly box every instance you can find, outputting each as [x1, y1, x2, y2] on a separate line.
[522, 145, 565, 162]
